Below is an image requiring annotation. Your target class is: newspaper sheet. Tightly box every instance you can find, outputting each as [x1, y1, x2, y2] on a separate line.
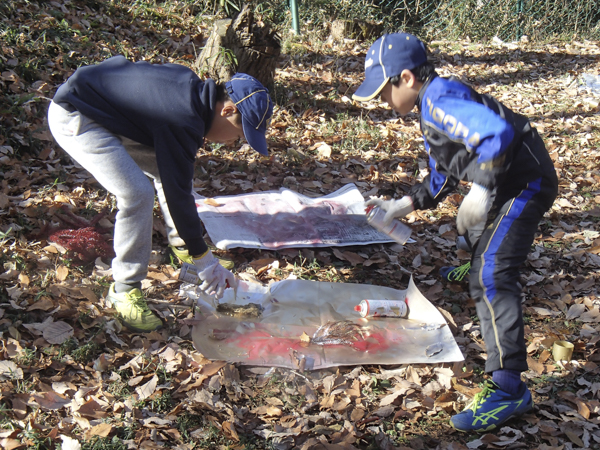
[186, 277, 464, 370]
[194, 183, 413, 250]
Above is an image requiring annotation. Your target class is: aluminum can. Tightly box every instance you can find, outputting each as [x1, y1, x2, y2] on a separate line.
[179, 262, 201, 284]
[354, 299, 408, 318]
[366, 206, 412, 244]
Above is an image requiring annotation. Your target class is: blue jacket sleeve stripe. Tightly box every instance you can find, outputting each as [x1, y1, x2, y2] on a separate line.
[422, 96, 515, 161]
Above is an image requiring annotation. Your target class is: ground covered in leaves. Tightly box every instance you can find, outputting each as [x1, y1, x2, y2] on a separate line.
[1, 1, 600, 449]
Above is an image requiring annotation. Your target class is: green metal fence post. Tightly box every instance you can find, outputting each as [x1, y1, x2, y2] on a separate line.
[290, 0, 300, 35]
[516, 0, 523, 41]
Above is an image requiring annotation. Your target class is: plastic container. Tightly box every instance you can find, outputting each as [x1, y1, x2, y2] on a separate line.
[366, 205, 412, 244]
[354, 299, 408, 318]
[179, 262, 233, 291]
[179, 262, 201, 284]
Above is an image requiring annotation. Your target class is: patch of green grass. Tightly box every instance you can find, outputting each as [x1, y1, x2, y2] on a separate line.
[292, 256, 321, 280]
[145, 390, 173, 414]
[0, 402, 14, 425]
[193, 423, 237, 450]
[14, 347, 37, 366]
[14, 378, 35, 394]
[176, 413, 205, 442]
[81, 436, 127, 450]
[106, 371, 132, 400]
[18, 427, 53, 450]
[57, 338, 100, 364]
[58, 337, 79, 359]
[72, 341, 101, 364]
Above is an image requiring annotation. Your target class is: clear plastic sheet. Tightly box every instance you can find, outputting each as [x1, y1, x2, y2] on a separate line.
[186, 277, 464, 370]
[581, 73, 600, 95]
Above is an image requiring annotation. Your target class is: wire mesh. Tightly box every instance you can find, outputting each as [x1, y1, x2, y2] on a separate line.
[295, 0, 600, 41]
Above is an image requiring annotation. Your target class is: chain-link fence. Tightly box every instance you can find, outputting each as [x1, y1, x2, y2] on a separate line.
[371, 0, 600, 41]
[278, 0, 600, 42]
[192, 1, 600, 41]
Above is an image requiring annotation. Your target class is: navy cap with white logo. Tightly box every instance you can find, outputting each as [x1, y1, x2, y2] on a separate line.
[225, 73, 273, 155]
[353, 33, 428, 102]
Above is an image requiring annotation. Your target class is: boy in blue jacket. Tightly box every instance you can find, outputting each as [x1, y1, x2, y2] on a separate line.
[48, 56, 273, 333]
[353, 33, 557, 432]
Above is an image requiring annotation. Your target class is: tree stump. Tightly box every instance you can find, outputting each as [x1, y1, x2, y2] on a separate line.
[195, 5, 280, 88]
[330, 19, 383, 42]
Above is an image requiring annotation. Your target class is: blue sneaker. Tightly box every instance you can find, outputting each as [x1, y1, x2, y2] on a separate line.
[440, 262, 471, 282]
[450, 380, 533, 432]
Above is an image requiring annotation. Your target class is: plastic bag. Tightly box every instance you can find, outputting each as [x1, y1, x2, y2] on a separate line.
[581, 73, 600, 95]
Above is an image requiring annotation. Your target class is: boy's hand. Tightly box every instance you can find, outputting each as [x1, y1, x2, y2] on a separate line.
[193, 250, 238, 300]
[457, 184, 492, 235]
[366, 196, 414, 226]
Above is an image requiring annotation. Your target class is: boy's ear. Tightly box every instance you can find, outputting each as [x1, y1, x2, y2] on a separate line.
[400, 69, 417, 88]
[220, 101, 238, 117]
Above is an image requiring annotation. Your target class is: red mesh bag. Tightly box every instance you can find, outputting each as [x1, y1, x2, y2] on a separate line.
[49, 227, 114, 264]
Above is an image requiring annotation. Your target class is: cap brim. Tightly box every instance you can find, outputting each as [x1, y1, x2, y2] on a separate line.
[242, 120, 268, 155]
[352, 75, 389, 102]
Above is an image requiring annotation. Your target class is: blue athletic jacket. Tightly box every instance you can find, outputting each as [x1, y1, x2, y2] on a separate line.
[410, 75, 536, 210]
[53, 56, 215, 255]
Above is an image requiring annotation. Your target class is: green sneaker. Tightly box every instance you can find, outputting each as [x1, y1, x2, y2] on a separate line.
[169, 245, 234, 270]
[170, 245, 194, 264]
[106, 284, 162, 332]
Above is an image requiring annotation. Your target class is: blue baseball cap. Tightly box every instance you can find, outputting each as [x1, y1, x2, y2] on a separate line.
[352, 33, 428, 102]
[225, 73, 273, 155]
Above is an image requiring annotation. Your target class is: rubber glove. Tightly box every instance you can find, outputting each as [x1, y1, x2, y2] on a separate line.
[193, 250, 237, 300]
[456, 184, 492, 235]
[366, 196, 414, 226]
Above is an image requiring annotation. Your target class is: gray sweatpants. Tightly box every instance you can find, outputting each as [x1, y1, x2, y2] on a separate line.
[47, 101, 185, 285]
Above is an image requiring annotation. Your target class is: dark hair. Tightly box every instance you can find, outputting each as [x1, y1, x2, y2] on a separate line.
[390, 61, 437, 84]
[216, 83, 232, 103]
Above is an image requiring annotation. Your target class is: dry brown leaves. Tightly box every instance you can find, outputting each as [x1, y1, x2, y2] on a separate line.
[1, 0, 600, 449]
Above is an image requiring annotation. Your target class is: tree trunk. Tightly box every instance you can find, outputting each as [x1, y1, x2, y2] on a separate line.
[195, 5, 280, 88]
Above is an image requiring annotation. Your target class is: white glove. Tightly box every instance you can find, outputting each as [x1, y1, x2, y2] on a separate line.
[366, 196, 414, 226]
[193, 250, 237, 300]
[456, 184, 492, 235]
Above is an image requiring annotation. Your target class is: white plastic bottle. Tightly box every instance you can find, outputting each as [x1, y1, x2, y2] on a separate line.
[354, 299, 408, 318]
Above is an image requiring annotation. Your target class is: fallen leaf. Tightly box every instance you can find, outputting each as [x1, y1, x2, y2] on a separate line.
[86, 423, 112, 438]
[0, 361, 23, 380]
[200, 361, 227, 376]
[56, 265, 69, 281]
[32, 391, 69, 410]
[27, 296, 55, 311]
[565, 303, 586, 320]
[204, 198, 222, 207]
[43, 321, 74, 345]
[1, 438, 26, 450]
[136, 374, 158, 400]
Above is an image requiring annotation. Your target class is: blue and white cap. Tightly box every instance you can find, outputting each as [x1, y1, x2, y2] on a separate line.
[225, 73, 273, 155]
[352, 33, 428, 102]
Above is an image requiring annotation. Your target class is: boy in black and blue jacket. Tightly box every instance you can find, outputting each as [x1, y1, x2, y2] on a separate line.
[49, 56, 273, 333]
[353, 33, 557, 432]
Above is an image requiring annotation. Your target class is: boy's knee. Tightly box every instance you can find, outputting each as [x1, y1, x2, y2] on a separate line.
[118, 182, 155, 211]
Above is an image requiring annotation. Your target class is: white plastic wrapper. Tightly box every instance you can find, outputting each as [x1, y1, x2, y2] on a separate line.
[185, 277, 464, 370]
